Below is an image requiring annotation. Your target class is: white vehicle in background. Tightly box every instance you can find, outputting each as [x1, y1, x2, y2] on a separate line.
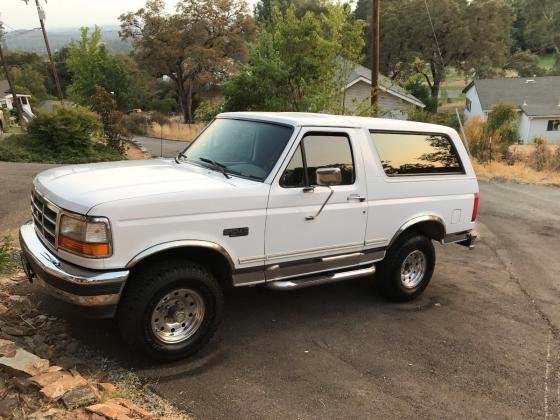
[20, 112, 479, 360]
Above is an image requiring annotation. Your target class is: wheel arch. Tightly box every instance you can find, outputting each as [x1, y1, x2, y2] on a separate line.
[388, 215, 446, 248]
[126, 240, 235, 289]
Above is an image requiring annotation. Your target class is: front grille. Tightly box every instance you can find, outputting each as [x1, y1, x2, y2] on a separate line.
[31, 190, 60, 248]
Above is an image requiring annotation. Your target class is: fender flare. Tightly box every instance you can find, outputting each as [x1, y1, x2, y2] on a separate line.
[126, 239, 236, 270]
[388, 215, 446, 248]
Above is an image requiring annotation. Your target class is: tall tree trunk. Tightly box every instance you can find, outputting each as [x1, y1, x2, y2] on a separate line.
[429, 60, 444, 113]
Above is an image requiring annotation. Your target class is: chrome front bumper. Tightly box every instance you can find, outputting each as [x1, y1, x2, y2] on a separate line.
[19, 221, 129, 318]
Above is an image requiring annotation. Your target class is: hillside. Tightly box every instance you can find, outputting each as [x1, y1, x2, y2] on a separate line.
[4, 25, 131, 54]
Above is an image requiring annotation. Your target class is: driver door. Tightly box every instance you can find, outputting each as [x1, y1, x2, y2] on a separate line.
[265, 128, 368, 281]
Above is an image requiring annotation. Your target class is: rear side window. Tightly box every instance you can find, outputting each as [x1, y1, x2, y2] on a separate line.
[371, 132, 464, 176]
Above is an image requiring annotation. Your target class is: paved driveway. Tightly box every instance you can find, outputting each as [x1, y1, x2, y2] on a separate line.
[1, 161, 558, 418]
[133, 136, 190, 158]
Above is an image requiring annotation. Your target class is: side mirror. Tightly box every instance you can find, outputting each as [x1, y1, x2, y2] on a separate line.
[316, 167, 342, 186]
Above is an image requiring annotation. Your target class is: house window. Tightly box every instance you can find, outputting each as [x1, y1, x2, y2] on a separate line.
[547, 120, 560, 131]
[465, 98, 472, 112]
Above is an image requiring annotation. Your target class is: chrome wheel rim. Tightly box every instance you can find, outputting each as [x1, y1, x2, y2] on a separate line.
[400, 250, 427, 289]
[150, 288, 205, 344]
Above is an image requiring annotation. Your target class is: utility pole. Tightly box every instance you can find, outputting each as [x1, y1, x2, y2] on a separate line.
[371, 0, 380, 116]
[0, 41, 25, 126]
[34, 0, 64, 102]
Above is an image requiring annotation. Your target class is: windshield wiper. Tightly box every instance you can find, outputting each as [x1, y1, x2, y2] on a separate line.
[199, 157, 231, 179]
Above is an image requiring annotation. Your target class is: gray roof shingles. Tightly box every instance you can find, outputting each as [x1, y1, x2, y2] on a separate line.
[347, 63, 425, 107]
[466, 76, 560, 117]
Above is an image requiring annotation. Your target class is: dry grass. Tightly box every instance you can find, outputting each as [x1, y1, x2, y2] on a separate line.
[147, 122, 204, 142]
[472, 159, 560, 187]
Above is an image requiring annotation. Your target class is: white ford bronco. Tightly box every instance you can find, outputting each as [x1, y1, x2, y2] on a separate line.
[20, 112, 478, 360]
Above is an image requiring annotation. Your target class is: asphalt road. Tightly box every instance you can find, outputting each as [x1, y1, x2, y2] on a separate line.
[133, 136, 190, 158]
[1, 161, 558, 419]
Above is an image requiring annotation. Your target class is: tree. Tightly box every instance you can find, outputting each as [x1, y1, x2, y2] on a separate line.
[254, 0, 326, 26]
[9, 65, 48, 99]
[513, 0, 560, 54]
[91, 86, 129, 154]
[505, 50, 546, 77]
[66, 27, 139, 110]
[120, 0, 255, 123]
[224, 4, 364, 113]
[355, 0, 513, 111]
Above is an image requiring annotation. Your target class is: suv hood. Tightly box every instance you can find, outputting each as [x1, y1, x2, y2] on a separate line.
[34, 159, 239, 214]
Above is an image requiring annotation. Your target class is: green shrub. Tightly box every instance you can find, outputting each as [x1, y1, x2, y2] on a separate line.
[531, 137, 552, 171]
[194, 101, 223, 123]
[122, 113, 149, 135]
[0, 133, 122, 163]
[0, 236, 13, 274]
[27, 105, 101, 155]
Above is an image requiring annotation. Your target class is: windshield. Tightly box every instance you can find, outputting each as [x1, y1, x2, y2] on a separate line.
[181, 118, 294, 181]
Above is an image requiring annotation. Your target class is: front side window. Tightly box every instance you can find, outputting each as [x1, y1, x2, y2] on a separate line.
[371, 132, 464, 176]
[465, 98, 472, 112]
[281, 133, 355, 187]
[547, 120, 560, 131]
[183, 118, 294, 182]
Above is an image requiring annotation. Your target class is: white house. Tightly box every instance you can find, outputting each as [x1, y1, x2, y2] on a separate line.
[343, 63, 425, 119]
[463, 76, 560, 145]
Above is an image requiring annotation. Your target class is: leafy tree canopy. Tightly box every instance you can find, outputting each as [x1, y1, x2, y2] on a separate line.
[224, 3, 364, 113]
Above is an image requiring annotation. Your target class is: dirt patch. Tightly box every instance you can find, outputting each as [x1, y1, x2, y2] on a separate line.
[473, 158, 560, 187]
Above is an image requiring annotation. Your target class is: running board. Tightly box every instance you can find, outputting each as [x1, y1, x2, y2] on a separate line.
[265, 266, 375, 291]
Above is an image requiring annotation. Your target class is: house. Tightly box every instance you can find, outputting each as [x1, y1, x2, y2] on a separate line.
[343, 63, 426, 119]
[463, 76, 560, 145]
[0, 79, 35, 121]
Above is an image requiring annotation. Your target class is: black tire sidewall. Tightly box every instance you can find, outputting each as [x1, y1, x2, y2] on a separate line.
[378, 234, 435, 301]
[119, 261, 223, 361]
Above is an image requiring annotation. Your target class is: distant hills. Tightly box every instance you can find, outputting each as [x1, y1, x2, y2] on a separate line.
[4, 25, 131, 54]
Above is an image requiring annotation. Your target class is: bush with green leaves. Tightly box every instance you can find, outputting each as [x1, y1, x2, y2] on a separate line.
[194, 101, 224, 123]
[0, 236, 13, 274]
[27, 105, 101, 155]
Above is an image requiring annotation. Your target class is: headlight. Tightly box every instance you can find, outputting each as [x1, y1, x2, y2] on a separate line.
[58, 214, 112, 258]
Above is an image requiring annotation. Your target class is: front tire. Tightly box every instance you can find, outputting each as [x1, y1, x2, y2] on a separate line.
[118, 260, 224, 361]
[376, 233, 435, 301]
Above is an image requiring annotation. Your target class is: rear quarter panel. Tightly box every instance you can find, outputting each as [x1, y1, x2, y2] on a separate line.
[361, 126, 478, 247]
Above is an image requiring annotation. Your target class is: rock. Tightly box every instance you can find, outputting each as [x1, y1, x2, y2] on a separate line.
[66, 340, 80, 353]
[86, 401, 132, 420]
[98, 382, 117, 393]
[0, 303, 9, 316]
[28, 407, 65, 419]
[2, 326, 34, 337]
[111, 398, 154, 419]
[9, 295, 28, 304]
[11, 376, 35, 394]
[29, 370, 65, 387]
[0, 347, 49, 377]
[40, 371, 88, 400]
[0, 339, 17, 358]
[62, 385, 99, 410]
[0, 393, 19, 418]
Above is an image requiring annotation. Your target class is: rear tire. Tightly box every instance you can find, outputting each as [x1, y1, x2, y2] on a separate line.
[118, 259, 224, 361]
[376, 232, 435, 301]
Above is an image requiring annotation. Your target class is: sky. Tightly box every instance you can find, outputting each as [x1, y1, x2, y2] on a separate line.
[0, 0, 255, 31]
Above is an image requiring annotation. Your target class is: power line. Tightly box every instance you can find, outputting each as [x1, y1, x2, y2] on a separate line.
[423, 0, 445, 67]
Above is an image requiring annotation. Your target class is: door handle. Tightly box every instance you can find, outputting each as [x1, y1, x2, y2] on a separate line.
[347, 194, 366, 202]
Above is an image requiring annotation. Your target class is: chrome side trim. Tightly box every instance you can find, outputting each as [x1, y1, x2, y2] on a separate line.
[388, 215, 446, 247]
[265, 266, 376, 291]
[265, 241, 363, 261]
[321, 252, 363, 262]
[126, 239, 236, 269]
